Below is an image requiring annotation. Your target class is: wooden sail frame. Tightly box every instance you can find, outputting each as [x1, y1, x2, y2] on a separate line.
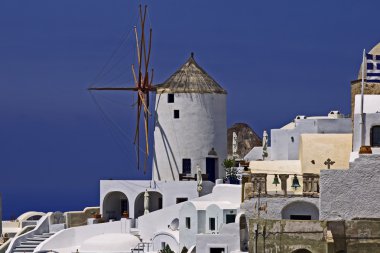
[88, 5, 156, 173]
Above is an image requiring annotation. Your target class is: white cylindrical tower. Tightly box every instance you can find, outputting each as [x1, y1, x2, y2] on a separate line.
[152, 53, 227, 182]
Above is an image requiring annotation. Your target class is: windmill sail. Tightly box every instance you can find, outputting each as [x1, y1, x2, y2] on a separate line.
[88, 5, 156, 173]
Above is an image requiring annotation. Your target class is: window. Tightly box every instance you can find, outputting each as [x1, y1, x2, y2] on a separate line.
[210, 248, 225, 253]
[226, 214, 236, 224]
[174, 110, 180, 119]
[168, 94, 174, 103]
[371, 126, 380, 147]
[161, 242, 166, 250]
[121, 199, 128, 214]
[182, 159, 191, 174]
[209, 217, 216, 231]
[176, 198, 188, 204]
[290, 215, 311, 220]
[158, 197, 163, 209]
[186, 217, 191, 229]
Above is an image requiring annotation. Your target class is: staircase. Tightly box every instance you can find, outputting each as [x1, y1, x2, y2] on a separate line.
[12, 233, 55, 253]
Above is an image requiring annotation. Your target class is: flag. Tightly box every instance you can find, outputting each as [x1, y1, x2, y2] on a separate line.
[366, 53, 380, 82]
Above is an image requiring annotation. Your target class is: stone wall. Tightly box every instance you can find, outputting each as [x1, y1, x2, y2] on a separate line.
[248, 219, 328, 253]
[247, 218, 380, 253]
[65, 207, 100, 228]
[328, 220, 380, 253]
[320, 154, 380, 220]
[241, 197, 319, 220]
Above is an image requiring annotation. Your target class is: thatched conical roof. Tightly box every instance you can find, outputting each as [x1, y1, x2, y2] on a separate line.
[156, 53, 227, 94]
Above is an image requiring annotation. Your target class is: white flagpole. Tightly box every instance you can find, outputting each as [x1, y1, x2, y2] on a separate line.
[360, 49, 366, 147]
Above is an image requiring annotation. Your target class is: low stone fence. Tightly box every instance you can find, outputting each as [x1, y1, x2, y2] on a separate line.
[65, 207, 100, 228]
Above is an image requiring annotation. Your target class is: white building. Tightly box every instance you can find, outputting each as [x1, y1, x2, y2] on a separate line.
[244, 112, 352, 162]
[177, 187, 241, 251]
[153, 53, 227, 182]
[100, 180, 214, 220]
[270, 112, 351, 160]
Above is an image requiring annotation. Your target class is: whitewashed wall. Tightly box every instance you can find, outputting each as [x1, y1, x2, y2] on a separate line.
[352, 95, 380, 151]
[35, 219, 133, 253]
[153, 93, 227, 181]
[196, 223, 240, 253]
[271, 117, 351, 160]
[205, 204, 223, 234]
[178, 202, 203, 249]
[100, 180, 213, 219]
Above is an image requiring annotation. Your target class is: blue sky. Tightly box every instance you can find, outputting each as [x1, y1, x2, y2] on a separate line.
[0, 0, 379, 219]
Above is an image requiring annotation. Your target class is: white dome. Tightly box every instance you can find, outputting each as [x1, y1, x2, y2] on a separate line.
[80, 233, 140, 253]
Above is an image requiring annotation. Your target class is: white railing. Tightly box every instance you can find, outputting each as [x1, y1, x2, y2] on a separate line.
[5, 213, 52, 253]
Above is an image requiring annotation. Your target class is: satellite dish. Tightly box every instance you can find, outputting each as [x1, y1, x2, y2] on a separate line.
[169, 218, 179, 231]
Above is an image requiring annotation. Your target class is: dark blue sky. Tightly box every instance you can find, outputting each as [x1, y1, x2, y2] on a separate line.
[1, 0, 379, 219]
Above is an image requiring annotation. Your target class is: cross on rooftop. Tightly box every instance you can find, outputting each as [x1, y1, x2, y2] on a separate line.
[324, 158, 335, 169]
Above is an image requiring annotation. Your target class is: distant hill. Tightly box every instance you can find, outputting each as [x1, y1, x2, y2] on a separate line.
[227, 123, 262, 159]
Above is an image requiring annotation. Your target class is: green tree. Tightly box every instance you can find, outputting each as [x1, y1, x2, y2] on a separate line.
[160, 245, 175, 253]
[222, 159, 238, 182]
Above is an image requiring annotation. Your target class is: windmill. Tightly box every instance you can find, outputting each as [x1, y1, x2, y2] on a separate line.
[88, 5, 156, 173]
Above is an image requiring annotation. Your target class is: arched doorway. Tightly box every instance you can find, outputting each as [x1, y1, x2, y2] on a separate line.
[281, 201, 319, 220]
[292, 249, 312, 253]
[103, 191, 129, 220]
[134, 191, 163, 218]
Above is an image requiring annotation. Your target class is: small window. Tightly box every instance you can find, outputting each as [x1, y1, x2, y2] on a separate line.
[182, 159, 191, 174]
[174, 110, 180, 119]
[161, 242, 166, 249]
[209, 217, 216, 231]
[210, 248, 225, 253]
[186, 217, 191, 229]
[168, 94, 174, 103]
[176, 198, 188, 204]
[226, 214, 236, 224]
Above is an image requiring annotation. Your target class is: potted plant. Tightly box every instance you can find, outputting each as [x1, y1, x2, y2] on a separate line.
[223, 159, 239, 184]
[160, 245, 175, 253]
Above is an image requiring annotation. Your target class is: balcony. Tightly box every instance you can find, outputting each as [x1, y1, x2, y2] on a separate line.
[179, 173, 209, 181]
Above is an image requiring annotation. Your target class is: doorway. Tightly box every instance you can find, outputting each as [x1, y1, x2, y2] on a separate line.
[102, 191, 128, 220]
[206, 158, 217, 182]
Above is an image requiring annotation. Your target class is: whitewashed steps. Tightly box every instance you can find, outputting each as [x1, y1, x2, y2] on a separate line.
[12, 233, 54, 253]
